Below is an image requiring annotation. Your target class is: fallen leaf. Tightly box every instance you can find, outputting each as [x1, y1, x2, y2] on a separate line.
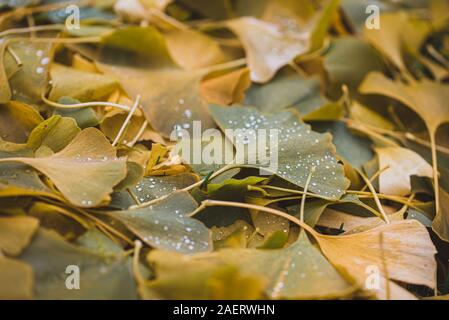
[0, 128, 127, 207]
[376, 147, 433, 196]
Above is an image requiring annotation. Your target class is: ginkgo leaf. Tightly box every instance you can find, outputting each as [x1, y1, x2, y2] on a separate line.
[363, 12, 429, 72]
[133, 173, 199, 203]
[227, 0, 339, 83]
[26, 115, 80, 153]
[0, 101, 43, 143]
[4, 39, 54, 103]
[177, 0, 233, 19]
[140, 250, 265, 300]
[314, 220, 437, 299]
[360, 72, 449, 218]
[164, 28, 225, 70]
[0, 216, 39, 256]
[324, 37, 385, 97]
[0, 257, 33, 299]
[244, 67, 341, 120]
[201, 68, 251, 105]
[196, 231, 357, 299]
[19, 228, 138, 300]
[98, 26, 215, 137]
[49, 64, 120, 102]
[109, 191, 212, 254]
[209, 105, 349, 199]
[376, 147, 433, 196]
[227, 17, 308, 83]
[433, 188, 449, 242]
[360, 72, 449, 136]
[0, 128, 127, 207]
[53, 97, 100, 129]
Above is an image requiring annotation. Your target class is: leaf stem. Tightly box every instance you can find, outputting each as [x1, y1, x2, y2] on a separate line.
[129, 162, 237, 209]
[430, 134, 440, 216]
[127, 121, 148, 147]
[41, 93, 132, 111]
[356, 169, 390, 223]
[300, 167, 315, 223]
[112, 95, 141, 147]
[360, 165, 390, 192]
[132, 240, 147, 285]
[190, 199, 318, 238]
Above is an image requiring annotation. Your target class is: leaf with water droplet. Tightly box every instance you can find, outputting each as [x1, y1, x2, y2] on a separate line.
[209, 104, 349, 199]
[4, 39, 54, 103]
[0, 128, 127, 207]
[133, 173, 199, 203]
[109, 191, 212, 254]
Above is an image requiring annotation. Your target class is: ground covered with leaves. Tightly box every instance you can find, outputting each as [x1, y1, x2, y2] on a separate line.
[0, 0, 448, 300]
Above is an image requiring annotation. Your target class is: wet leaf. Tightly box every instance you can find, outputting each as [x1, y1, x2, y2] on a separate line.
[209, 105, 349, 199]
[109, 191, 212, 253]
[0, 128, 127, 207]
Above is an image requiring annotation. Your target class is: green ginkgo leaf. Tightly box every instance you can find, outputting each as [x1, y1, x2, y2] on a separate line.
[209, 105, 349, 199]
[0, 128, 127, 207]
[109, 191, 212, 254]
[133, 173, 199, 203]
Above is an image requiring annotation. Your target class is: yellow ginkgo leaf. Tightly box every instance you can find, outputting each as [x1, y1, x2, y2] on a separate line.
[0, 128, 127, 207]
[0, 216, 39, 256]
[315, 220, 437, 299]
[376, 147, 433, 196]
[0, 257, 33, 299]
